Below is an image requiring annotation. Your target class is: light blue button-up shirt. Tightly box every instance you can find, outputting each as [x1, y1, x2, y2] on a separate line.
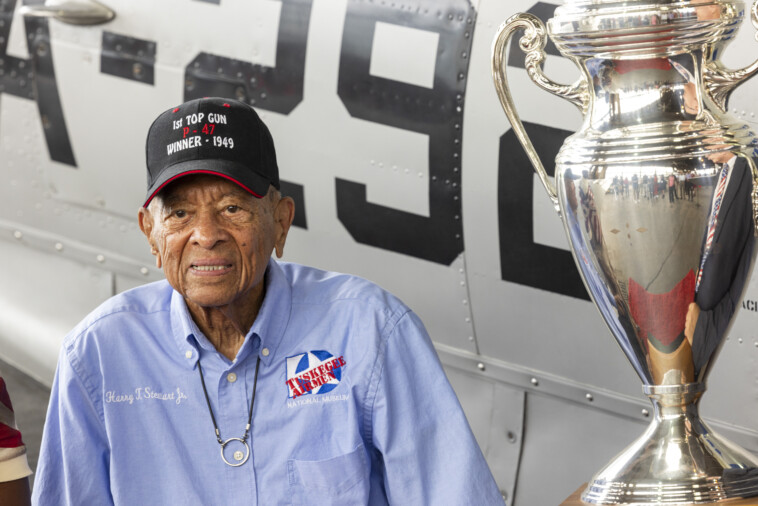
[33, 260, 504, 505]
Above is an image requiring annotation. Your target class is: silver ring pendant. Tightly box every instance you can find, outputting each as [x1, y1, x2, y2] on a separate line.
[220, 437, 250, 467]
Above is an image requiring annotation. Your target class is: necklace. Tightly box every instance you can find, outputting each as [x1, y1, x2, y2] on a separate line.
[197, 356, 261, 467]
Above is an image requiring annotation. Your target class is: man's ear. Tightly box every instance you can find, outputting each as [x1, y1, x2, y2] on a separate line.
[273, 196, 296, 258]
[138, 207, 162, 268]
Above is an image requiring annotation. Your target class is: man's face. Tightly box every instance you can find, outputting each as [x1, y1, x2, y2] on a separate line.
[138, 174, 293, 311]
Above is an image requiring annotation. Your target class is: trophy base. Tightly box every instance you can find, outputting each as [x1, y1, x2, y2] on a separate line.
[582, 385, 758, 504]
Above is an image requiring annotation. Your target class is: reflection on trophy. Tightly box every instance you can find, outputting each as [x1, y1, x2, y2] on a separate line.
[493, 0, 758, 503]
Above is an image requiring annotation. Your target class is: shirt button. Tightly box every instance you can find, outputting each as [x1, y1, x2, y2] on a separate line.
[227, 372, 237, 383]
[234, 451, 244, 461]
[185, 350, 193, 359]
[261, 347, 270, 357]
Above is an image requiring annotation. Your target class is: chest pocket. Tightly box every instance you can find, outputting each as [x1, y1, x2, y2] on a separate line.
[287, 443, 369, 505]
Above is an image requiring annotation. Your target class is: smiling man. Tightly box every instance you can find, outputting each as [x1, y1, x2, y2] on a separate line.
[32, 98, 503, 505]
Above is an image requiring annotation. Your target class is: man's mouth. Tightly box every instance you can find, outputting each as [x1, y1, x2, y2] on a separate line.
[191, 265, 230, 271]
[190, 263, 232, 272]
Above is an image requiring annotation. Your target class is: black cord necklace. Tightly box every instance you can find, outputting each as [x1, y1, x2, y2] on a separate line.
[197, 356, 261, 467]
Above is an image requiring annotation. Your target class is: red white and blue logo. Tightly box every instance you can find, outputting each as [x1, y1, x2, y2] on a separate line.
[286, 350, 346, 399]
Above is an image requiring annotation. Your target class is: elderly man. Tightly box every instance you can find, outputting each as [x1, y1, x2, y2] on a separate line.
[33, 98, 503, 505]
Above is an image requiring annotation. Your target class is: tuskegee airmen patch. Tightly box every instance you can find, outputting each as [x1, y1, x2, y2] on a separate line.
[286, 350, 346, 399]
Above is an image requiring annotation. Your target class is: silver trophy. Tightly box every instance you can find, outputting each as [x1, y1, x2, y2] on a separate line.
[492, 0, 758, 503]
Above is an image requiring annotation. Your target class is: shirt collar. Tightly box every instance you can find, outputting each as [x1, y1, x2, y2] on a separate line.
[170, 258, 292, 368]
[248, 258, 292, 366]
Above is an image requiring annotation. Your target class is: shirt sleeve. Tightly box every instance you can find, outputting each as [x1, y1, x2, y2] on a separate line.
[32, 346, 114, 506]
[0, 375, 32, 482]
[368, 310, 505, 506]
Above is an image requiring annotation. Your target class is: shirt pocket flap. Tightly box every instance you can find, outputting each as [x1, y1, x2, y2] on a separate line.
[289, 443, 367, 493]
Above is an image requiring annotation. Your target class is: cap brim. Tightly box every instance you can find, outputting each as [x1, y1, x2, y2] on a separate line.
[143, 159, 271, 207]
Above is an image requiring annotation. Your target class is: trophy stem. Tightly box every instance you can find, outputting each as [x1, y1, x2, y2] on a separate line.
[582, 384, 758, 504]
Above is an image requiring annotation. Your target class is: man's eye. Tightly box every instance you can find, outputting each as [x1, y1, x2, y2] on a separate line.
[174, 210, 187, 218]
[226, 205, 239, 213]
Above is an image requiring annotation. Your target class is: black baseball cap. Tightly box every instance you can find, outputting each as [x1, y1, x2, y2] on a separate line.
[144, 97, 279, 207]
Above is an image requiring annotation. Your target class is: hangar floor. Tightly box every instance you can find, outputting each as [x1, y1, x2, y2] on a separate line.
[1, 359, 49, 488]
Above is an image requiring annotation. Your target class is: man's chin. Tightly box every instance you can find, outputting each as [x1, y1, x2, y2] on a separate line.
[179, 281, 262, 315]
[182, 289, 238, 310]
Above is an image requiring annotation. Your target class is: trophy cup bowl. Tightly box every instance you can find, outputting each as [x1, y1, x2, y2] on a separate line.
[492, 1, 758, 503]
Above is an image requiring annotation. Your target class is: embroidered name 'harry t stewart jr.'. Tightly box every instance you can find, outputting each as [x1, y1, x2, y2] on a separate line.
[286, 350, 346, 399]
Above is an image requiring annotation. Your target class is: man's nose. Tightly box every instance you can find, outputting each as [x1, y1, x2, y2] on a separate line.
[191, 211, 227, 248]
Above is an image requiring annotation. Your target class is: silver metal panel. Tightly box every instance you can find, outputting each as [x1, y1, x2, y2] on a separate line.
[436, 344, 758, 456]
[700, 282, 758, 436]
[0, 239, 114, 385]
[515, 393, 645, 506]
[444, 364, 525, 503]
[0, 93, 155, 264]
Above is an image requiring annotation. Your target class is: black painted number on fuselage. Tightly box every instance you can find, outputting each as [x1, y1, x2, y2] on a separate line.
[0, 0, 76, 166]
[336, 0, 475, 265]
[498, 122, 588, 301]
[183, 0, 312, 115]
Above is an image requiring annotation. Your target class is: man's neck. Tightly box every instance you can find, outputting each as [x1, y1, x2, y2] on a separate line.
[186, 289, 265, 361]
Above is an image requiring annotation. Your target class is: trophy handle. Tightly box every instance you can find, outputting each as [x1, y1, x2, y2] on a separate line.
[491, 13, 588, 213]
[704, 0, 758, 112]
